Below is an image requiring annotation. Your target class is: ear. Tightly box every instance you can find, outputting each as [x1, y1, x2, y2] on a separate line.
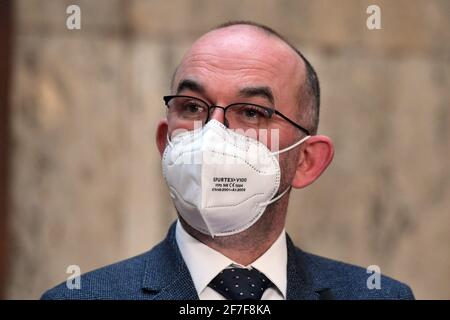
[155, 118, 168, 157]
[291, 135, 334, 189]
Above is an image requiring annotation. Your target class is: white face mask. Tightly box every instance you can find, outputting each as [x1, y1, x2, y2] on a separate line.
[162, 119, 310, 237]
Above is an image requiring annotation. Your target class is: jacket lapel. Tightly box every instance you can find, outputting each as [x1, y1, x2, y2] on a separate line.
[140, 225, 331, 300]
[141, 223, 199, 300]
[286, 234, 331, 300]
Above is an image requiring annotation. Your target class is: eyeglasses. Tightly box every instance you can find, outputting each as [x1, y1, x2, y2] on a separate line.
[163, 95, 311, 135]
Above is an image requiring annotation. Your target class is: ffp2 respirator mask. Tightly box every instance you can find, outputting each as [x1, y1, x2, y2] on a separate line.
[162, 119, 310, 237]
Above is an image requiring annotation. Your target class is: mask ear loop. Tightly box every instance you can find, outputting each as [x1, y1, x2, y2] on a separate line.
[271, 135, 311, 156]
[259, 135, 310, 207]
[258, 185, 292, 207]
[166, 133, 173, 147]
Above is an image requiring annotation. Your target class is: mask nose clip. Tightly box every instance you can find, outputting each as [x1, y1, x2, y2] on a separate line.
[206, 106, 229, 128]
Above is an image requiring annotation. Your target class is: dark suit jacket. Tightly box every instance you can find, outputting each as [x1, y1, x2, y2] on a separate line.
[41, 223, 414, 300]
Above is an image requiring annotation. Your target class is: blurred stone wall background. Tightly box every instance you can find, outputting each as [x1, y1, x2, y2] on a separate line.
[4, 0, 449, 299]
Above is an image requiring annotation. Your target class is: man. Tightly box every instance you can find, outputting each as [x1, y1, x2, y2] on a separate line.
[42, 21, 414, 300]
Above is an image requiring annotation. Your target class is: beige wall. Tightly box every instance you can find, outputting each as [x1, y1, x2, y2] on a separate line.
[5, 0, 449, 299]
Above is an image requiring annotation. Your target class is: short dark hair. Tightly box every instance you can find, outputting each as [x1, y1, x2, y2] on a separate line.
[214, 21, 320, 135]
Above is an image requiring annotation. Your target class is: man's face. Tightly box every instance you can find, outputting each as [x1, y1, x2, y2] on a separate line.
[167, 25, 309, 190]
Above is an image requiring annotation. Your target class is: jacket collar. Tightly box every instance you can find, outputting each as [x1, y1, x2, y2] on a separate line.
[141, 223, 199, 300]
[141, 223, 332, 300]
[285, 235, 332, 300]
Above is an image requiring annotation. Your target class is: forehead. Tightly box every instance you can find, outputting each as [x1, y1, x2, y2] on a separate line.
[174, 26, 305, 103]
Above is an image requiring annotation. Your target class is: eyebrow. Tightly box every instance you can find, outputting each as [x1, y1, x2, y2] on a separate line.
[238, 86, 274, 105]
[176, 79, 205, 94]
[175, 80, 275, 105]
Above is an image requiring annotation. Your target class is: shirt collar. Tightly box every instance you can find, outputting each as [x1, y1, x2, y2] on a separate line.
[251, 228, 287, 297]
[175, 220, 287, 298]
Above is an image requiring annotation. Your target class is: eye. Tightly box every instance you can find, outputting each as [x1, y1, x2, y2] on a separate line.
[243, 108, 262, 118]
[182, 101, 205, 114]
[236, 104, 270, 120]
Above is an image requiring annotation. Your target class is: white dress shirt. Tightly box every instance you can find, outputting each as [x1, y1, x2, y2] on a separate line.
[175, 220, 287, 300]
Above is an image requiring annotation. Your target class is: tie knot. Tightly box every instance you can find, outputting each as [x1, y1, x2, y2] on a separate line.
[208, 267, 273, 300]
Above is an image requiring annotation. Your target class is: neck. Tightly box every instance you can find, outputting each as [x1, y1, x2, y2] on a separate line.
[179, 196, 289, 266]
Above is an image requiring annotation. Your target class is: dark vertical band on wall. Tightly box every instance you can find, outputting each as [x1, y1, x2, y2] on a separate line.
[0, 0, 13, 299]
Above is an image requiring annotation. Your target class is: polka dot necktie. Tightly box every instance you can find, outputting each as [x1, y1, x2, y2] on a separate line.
[208, 267, 274, 300]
